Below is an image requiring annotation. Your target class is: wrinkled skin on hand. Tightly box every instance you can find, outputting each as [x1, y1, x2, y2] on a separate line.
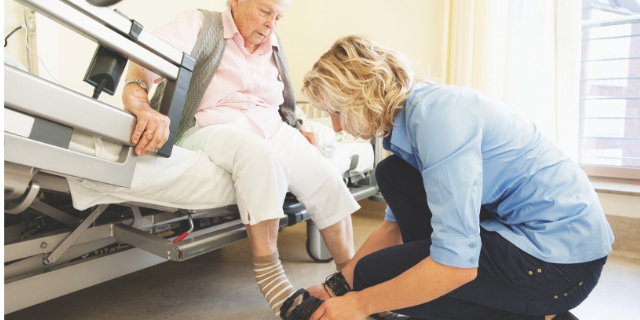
[122, 85, 171, 156]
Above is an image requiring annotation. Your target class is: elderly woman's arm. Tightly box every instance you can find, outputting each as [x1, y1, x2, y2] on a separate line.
[122, 63, 170, 156]
[121, 9, 203, 156]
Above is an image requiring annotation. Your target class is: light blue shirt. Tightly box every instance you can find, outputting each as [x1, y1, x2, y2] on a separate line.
[383, 83, 614, 268]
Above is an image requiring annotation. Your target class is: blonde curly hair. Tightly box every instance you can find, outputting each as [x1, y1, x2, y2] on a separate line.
[302, 35, 425, 138]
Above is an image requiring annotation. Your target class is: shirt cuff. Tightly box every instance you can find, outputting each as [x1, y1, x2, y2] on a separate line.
[430, 235, 482, 268]
[384, 206, 396, 222]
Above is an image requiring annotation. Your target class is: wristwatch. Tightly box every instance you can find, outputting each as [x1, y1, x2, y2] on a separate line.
[324, 271, 352, 297]
[125, 79, 149, 93]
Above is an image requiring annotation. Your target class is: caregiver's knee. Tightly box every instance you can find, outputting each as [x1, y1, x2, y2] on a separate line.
[352, 253, 381, 291]
[375, 155, 404, 187]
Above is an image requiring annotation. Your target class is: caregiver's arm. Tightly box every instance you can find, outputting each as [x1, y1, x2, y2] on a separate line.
[307, 220, 401, 299]
[360, 257, 477, 313]
[310, 257, 477, 320]
[340, 220, 402, 286]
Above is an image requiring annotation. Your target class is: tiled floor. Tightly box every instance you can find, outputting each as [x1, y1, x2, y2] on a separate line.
[6, 199, 640, 320]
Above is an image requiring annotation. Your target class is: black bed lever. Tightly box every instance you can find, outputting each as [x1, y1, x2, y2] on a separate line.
[83, 45, 128, 99]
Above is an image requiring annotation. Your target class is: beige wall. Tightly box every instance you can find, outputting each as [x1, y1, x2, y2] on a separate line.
[276, 0, 443, 96]
[10, 0, 442, 108]
[597, 192, 640, 219]
[4, 1, 29, 68]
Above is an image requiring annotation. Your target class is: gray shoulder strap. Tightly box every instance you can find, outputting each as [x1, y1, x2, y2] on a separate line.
[149, 10, 226, 140]
[273, 33, 299, 128]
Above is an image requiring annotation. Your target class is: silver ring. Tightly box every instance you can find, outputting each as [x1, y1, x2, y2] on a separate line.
[146, 130, 154, 134]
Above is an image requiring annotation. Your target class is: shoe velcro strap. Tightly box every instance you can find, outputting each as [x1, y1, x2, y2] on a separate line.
[303, 300, 324, 320]
[297, 296, 323, 320]
[281, 289, 310, 320]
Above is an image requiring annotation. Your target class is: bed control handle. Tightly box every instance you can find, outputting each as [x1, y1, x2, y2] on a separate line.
[173, 232, 189, 243]
[172, 212, 194, 243]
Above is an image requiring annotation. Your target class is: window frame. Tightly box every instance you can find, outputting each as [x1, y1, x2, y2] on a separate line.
[579, 11, 640, 181]
[580, 165, 640, 180]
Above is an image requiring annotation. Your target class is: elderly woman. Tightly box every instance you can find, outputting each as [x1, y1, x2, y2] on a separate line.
[120, 0, 360, 317]
[294, 36, 614, 320]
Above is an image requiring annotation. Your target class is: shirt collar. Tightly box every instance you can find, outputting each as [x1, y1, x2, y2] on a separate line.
[222, 9, 280, 51]
[388, 107, 413, 154]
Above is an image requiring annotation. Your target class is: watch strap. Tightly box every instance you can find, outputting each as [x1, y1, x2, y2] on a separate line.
[125, 79, 149, 93]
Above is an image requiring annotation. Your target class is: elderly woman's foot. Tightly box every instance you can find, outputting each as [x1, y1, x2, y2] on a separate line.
[253, 251, 302, 318]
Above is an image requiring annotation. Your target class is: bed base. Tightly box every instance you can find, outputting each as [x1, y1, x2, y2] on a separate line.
[4, 171, 377, 314]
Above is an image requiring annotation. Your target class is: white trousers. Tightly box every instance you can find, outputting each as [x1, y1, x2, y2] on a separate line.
[177, 119, 360, 229]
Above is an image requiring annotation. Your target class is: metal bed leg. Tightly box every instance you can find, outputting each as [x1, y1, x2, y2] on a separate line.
[306, 220, 332, 262]
[30, 200, 81, 227]
[43, 204, 109, 265]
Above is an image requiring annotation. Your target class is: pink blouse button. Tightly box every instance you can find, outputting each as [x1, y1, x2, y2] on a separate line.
[242, 109, 248, 114]
[246, 56, 254, 62]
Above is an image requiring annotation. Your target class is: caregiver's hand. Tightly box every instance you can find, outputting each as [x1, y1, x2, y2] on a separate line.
[309, 292, 368, 320]
[122, 84, 170, 156]
[307, 284, 331, 300]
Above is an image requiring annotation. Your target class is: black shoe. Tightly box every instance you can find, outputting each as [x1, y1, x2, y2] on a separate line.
[280, 289, 324, 320]
[554, 312, 579, 320]
[369, 312, 410, 320]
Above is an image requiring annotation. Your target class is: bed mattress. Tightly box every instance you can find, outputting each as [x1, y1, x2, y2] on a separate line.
[329, 142, 374, 176]
[66, 137, 374, 211]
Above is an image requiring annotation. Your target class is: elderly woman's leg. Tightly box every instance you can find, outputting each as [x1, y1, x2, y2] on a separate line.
[247, 218, 304, 317]
[318, 217, 354, 270]
[268, 124, 360, 268]
[177, 124, 299, 317]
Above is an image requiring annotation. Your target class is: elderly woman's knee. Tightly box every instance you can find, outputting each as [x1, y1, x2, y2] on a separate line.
[236, 139, 281, 165]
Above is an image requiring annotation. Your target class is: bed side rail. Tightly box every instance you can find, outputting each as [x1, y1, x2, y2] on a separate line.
[5, 66, 136, 146]
[15, 0, 194, 157]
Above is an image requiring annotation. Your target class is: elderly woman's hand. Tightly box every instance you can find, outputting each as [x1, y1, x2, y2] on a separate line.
[300, 130, 317, 146]
[122, 84, 170, 156]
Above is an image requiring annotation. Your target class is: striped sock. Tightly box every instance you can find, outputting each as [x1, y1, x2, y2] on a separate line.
[253, 251, 302, 317]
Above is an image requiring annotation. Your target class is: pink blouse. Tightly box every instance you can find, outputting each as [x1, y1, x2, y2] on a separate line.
[151, 9, 285, 139]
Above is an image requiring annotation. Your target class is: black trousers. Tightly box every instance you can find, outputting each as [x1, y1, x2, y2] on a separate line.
[353, 155, 607, 320]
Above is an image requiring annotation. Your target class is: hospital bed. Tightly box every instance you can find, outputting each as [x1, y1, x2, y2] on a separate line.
[3, 0, 382, 314]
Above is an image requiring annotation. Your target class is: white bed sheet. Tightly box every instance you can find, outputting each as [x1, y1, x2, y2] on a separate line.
[67, 146, 236, 211]
[328, 142, 374, 176]
[66, 137, 374, 211]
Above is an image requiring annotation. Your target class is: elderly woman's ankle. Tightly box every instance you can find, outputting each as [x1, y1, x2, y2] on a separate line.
[335, 260, 350, 272]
